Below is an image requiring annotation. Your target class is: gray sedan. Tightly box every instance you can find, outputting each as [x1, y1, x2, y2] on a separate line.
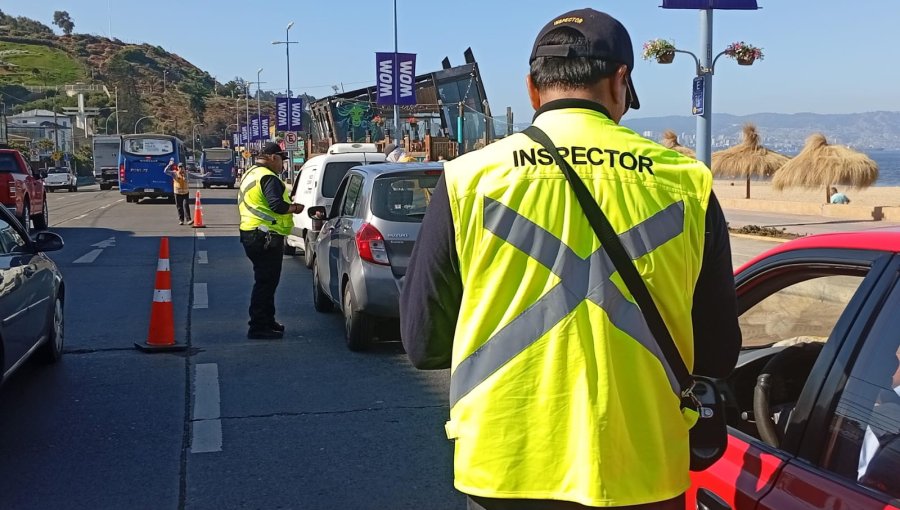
[307, 162, 443, 351]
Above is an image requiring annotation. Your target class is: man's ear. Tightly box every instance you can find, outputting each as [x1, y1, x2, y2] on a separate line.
[526, 74, 541, 110]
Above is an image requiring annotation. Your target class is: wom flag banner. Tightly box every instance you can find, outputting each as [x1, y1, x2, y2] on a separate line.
[276, 97, 290, 131]
[250, 117, 261, 142]
[233, 133, 240, 147]
[289, 98, 303, 131]
[376, 52, 416, 106]
[260, 116, 270, 141]
[240, 125, 249, 144]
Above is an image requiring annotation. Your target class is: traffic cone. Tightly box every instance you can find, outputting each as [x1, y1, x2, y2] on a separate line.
[135, 237, 186, 352]
[192, 191, 206, 228]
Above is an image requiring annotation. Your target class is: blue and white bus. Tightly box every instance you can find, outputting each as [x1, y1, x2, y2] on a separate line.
[119, 134, 187, 203]
[199, 147, 236, 189]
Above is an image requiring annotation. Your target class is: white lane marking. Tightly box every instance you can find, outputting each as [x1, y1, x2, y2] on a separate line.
[73, 249, 103, 264]
[100, 203, 113, 209]
[91, 237, 116, 248]
[198, 251, 208, 264]
[196, 232, 206, 240]
[72, 214, 88, 221]
[191, 363, 223, 453]
[193, 283, 208, 309]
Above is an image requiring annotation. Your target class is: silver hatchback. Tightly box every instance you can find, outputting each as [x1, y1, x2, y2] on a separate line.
[307, 162, 443, 351]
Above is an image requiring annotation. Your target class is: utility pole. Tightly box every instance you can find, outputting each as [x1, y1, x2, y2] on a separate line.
[393, 0, 400, 148]
[244, 83, 251, 153]
[506, 107, 513, 137]
[457, 101, 465, 156]
[163, 69, 168, 94]
[255, 68, 265, 143]
[273, 21, 298, 164]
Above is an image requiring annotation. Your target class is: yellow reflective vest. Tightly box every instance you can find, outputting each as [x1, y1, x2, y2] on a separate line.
[238, 165, 293, 236]
[443, 104, 712, 507]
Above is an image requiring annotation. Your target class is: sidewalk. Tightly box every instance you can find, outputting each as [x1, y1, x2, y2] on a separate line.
[723, 208, 900, 237]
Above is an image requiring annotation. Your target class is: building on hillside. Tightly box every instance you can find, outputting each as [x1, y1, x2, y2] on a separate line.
[308, 48, 492, 157]
[7, 109, 73, 154]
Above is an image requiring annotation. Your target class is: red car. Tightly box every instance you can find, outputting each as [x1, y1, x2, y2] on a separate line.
[689, 231, 900, 509]
[0, 149, 48, 235]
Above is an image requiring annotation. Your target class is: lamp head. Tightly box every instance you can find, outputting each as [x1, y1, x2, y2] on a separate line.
[287, 21, 294, 30]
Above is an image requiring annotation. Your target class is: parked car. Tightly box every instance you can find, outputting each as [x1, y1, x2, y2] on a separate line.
[286, 143, 387, 266]
[43, 167, 78, 192]
[308, 162, 443, 351]
[688, 231, 900, 509]
[0, 206, 65, 386]
[0, 149, 48, 235]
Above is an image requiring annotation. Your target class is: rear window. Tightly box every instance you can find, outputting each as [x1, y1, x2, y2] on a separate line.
[321, 161, 360, 198]
[48, 168, 69, 174]
[0, 153, 21, 173]
[123, 138, 174, 156]
[371, 172, 441, 223]
[203, 149, 233, 162]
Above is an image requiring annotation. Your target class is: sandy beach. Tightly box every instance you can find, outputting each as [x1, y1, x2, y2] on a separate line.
[713, 179, 900, 207]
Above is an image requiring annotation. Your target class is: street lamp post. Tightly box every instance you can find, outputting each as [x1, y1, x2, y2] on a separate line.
[163, 69, 168, 94]
[255, 68, 264, 142]
[272, 22, 297, 98]
[134, 115, 155, 134]
[244, 83, 251, 152]
[392, 0, 400, 147]
[105, 109, 127, 134]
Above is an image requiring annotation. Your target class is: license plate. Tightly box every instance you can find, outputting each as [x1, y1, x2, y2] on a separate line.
[144, 188, 155, 193]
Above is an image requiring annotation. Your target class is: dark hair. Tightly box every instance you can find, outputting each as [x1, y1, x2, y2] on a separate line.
[529, 27, 618, 91]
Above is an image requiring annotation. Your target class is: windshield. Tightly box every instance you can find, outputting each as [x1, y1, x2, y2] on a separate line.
[0, 154, 18, 173]
[203, 149, 233, 162]
[371, 172, 441, 223]
[123, 138, 174, 156]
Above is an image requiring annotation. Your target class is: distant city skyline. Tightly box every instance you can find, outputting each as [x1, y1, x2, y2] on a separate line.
[7, 1, 900, 121]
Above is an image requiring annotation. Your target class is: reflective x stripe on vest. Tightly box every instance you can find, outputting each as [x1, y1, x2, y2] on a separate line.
[238, 173, 277, 224]
[449, 198, 686, 407]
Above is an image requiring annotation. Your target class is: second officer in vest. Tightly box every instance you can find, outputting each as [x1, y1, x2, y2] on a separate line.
[400, 9, 741, 510]
[239, 142, 303, 339]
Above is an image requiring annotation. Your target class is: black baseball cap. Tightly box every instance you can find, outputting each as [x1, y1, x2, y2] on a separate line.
[529, 8, 640, 110]
[260, 141, 288, 159]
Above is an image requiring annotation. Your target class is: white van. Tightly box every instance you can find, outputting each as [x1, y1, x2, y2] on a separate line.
[286, 143, 386, 266]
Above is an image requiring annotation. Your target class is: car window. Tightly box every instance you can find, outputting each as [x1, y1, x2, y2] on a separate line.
[0, 214, 28, 253]
[370, 172, 441, 223]
[341, 175, 364, 217]
[740, 273, 865, 348]
[328, 176, 351, 219]
[321, 161, 359, 198]
[0, 153, 20, 173]
[818, 278, 900, 500]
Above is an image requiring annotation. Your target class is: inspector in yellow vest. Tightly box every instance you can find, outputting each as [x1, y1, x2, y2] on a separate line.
[238, 165, 293, 236]
[443, 102, 713, 507]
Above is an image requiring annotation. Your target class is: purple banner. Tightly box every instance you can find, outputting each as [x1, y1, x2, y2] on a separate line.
[276, 97, 290, 131]
[661, 0, 758, 9]
[241, 126, 248, 144]
[250, 117, 261, 142]
[376, 52, 417, 106]
[289, 98, 303, 131]
[260, 116, 270, 141]
[233, 133, 240, 147]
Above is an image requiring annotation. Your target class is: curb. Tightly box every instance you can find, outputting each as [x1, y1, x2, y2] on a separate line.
[728, 232, 796, 244]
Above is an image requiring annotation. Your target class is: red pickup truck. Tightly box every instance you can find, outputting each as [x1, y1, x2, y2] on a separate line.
[0, 149, 48, 234]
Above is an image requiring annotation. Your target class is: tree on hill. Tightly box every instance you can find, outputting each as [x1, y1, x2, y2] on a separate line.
[52, 11, 74, 35]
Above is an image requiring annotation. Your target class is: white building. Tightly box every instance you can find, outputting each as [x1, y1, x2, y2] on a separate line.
[8, 109, 73, 154]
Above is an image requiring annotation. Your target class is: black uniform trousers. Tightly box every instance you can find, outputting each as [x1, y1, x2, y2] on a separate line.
[175, 193, 191, 222]
[240, 229, 284, 330]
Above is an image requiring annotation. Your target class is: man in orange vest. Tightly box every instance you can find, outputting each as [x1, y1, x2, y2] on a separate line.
[164, 158, 208, 225]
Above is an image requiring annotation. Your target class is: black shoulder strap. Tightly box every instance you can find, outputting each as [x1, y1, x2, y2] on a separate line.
[522, 126, 694, 396]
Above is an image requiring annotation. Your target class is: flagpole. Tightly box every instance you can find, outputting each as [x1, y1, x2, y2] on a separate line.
[393, 0, 400, 148]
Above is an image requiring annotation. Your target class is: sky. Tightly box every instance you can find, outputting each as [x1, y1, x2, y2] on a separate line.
[5, 0, 900, 122]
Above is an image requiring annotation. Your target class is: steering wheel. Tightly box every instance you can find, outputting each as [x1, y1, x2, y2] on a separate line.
[754, 342, 824, 447]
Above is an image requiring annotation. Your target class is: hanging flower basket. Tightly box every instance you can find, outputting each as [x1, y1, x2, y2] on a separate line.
[724, 41, 764, 66]
[641, 39, 677, 63]
[656, 51, 675, 64]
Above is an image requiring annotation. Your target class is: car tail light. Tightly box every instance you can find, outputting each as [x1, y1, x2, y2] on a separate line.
[355, 223, 390, 265]
[8, 180, 15, 198]
[119, 164, 126, 183]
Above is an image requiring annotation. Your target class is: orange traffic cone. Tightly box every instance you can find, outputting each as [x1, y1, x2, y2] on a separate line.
[192, 191, 206, 228]
[135, 237, 186, 352]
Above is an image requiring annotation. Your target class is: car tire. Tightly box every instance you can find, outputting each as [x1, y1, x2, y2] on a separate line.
[303, 231, 315, 269]
[70, 186, 77, 192]
[48, 188, 56, 193]
[227, 183, 234, 189]
[312, 260, 334, 313]
[38, 295, 64, 364]
[32, 200, 48, 231]
[343, 282, 371, 351]
[100, 183, 111, 191]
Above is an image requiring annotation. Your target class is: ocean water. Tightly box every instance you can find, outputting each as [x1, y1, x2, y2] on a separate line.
[867, 150, 900, 186]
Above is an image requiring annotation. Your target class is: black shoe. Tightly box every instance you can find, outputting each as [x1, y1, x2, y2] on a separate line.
[270, 321, 285, 332]
[247, 328, 284, 340]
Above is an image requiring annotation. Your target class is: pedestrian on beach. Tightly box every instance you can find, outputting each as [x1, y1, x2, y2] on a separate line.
[164, 158, 208, 225]
[830, 187, 851, 204]
[238, 142, 304, 339]
[400, 8, 741, 510]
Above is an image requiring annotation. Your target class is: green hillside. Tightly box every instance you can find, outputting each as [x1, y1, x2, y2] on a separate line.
[0, 41, 86, 85]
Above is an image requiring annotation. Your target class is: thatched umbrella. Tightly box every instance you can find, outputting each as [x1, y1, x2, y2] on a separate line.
[711, 124, 790, 199]
[773, 133, 879, 203]
[661, 130, 695, 158]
